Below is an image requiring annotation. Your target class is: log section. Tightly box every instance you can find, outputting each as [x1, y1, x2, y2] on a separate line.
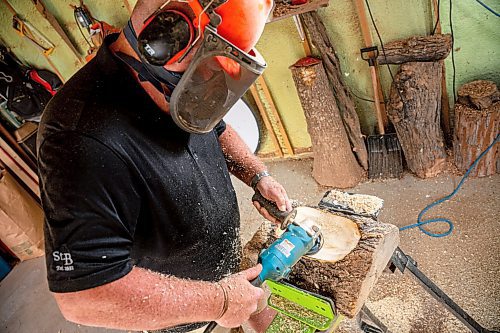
[377, 34, 452, 65]
[271, 0, 330, 23]
[387, 61, 447, 178]
[453, 102, 499, 177]
[457, 80, 500, 110]
[242, 212, 399, 318]
[300, 11, 368, 171]
[290, 57, 364, 187]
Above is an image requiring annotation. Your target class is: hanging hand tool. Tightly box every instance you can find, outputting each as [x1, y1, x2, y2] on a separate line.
[292, 14, 312, 56]
[11, 16, 55, 55]
[30, 0, 85, 64]
[1, 0, 65, 81]
[203, 192, 325, 332]
[71, 1, 119, 62]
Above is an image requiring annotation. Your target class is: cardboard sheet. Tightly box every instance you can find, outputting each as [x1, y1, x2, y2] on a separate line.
[0, 167, 44, 261]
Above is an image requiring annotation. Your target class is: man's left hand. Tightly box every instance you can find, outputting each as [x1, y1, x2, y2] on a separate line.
[253, 177, 292, 224]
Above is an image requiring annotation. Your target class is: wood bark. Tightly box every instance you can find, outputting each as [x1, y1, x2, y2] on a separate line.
[457, 80, 500, 110]
[453, 102, 499, 177]
[242, 212, 399, 318]
[271, 0, 330, 23]
[387, 62, 447, 178]
[300, 11, 369, 171]
[377, 34, 452, 65]
[290, 58, 364, 187]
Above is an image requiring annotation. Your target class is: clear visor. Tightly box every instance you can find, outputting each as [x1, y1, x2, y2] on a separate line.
[170, 25, 266, 134]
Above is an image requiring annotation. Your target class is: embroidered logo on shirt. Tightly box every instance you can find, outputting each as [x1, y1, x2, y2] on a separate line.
[53, 251, 74, 271]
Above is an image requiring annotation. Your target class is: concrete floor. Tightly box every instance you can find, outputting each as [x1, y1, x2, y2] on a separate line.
[1, 158, 499, 333]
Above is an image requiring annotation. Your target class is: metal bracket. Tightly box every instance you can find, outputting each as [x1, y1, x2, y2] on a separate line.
[360, 46, 379, 67]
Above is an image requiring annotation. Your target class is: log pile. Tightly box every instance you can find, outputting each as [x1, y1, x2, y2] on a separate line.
[242, 197, 399, 318]
[453, 80, 500, 177]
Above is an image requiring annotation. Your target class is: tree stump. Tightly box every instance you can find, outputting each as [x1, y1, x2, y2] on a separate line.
[300, 11, 368, 171]
[457, 80, 500, 110]
[387, 62, 447, 178]
[290, 57, 365, 187]
[377, 34, 452, 65]
[242, 202, 399, 318]
[453, 101, 499, 177]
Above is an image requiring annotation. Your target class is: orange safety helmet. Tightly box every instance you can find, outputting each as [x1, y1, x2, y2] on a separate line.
[137, 0, 273, 67]
[215, 0, 273, 52]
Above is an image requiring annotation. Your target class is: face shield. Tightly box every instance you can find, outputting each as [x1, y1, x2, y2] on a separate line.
[170, 24, 266, 134]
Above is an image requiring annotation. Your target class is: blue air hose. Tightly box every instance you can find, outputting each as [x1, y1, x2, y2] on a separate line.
[399, 133, 499, 238]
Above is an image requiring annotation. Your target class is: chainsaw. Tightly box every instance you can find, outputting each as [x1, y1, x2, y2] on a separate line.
[203, 191, 338, 333]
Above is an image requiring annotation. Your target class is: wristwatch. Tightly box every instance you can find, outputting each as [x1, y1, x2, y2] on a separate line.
[250, 170, 270, 190]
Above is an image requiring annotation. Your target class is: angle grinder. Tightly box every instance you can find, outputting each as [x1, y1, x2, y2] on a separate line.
[252, 214, 323, 286]
[203, 192, 324, 332]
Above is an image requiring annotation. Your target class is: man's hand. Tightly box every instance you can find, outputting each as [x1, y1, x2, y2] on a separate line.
[253, 176, 292, 224]
[216, 265, 265, 328]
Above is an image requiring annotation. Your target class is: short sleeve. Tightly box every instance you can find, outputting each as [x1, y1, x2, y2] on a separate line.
[214, 120, 227, 137]
[38, 132, 141, 293]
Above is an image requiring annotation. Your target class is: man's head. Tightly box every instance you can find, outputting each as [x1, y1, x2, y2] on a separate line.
[130, 0, 274, 70]
[124, 0, 273, 133]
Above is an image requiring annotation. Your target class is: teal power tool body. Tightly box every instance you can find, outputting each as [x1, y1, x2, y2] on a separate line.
[203, 191, 323, 333]
[253, 220, 323, 286]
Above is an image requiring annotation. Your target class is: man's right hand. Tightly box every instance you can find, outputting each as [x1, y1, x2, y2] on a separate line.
[215, 265, 265, 328]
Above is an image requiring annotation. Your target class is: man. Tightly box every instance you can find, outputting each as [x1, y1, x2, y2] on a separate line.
[37, 0, 289, 332]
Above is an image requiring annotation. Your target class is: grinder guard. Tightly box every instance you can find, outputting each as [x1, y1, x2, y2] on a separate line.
[170, 25, 266, 133]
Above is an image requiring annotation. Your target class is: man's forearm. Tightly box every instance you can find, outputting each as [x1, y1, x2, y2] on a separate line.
[219, 124, 267, 186]
[54, 267, 223, 331]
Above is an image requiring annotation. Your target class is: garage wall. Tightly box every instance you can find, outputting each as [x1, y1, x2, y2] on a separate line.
[0, 0, 498, 155]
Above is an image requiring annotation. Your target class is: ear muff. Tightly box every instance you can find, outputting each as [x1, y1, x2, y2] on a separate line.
[137, 10, 194, 66]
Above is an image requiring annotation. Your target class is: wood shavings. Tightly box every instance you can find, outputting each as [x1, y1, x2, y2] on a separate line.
[321, 190, 384, 217]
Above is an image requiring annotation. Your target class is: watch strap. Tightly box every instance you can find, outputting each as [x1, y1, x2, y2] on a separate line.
[250, 171, 270, 189]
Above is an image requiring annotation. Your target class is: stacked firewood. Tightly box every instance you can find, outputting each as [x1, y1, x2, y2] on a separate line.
[453, 80, 499, 177]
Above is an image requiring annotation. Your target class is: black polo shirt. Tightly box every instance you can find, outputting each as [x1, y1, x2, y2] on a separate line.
[37, 35, 241, 332]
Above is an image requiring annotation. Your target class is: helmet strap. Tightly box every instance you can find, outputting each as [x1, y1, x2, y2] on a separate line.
[119, 20, 182, 98]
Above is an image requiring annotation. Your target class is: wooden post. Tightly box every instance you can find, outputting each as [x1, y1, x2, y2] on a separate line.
[300, 11, 368, 171]
[292, 15, 312, 57]
[256, 76, 295, 156]
[290, 57, 364, 187]
[123, 0, 133, 14]
[250, 85, 284, 158]
[353, 0, 389, 129]
[387, 62, 447, 178]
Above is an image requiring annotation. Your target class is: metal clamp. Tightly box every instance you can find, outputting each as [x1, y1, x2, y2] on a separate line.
[360, 46, 379, 67]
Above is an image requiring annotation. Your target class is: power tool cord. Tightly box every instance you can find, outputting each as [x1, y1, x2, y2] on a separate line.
[399, 133, 500, 237]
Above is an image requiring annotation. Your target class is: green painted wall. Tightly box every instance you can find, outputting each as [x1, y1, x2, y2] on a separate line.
[438, 0, 500, 106]
[0, 0, 498, 153]
[0, 0, 132, 79]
